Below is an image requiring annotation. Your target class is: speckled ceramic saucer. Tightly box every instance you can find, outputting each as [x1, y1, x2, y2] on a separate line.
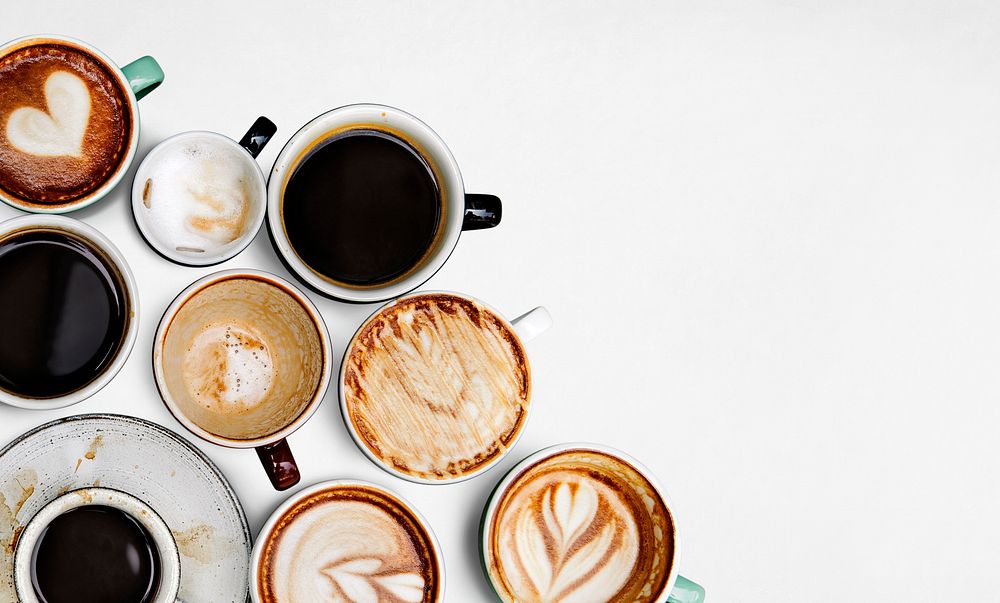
[0, 413, 251, 602]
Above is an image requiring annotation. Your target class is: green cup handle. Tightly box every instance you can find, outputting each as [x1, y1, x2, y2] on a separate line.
[121, 56, 163, 101]
[668, 575, 706, 603]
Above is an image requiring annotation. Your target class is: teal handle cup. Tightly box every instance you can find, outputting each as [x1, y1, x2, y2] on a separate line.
[479, 443, 705, 603]
[0, 34, 163, 213]
[121, 55, 163, 100]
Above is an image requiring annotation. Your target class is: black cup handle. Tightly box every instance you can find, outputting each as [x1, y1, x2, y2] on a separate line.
[239, 116, 277, 159]
[463, 194, 502, 230]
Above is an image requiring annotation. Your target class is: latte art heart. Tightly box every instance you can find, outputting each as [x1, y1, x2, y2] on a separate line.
[6, 71, 90, 157]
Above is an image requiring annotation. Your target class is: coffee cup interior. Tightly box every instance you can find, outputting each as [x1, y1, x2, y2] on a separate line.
[158, 275, 325, 442]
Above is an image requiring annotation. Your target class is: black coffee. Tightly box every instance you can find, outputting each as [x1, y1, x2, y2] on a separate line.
[31, 505, 161, 603]
[282, 129, 441, 286]
[0, 229, 129, 398]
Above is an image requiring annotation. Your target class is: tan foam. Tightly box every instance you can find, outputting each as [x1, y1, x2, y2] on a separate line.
[487, 449, 674, 603]
[159, 277, 323, 441]
[0, 42, 131, 206]
[257, 484, 440, 603]
[343, 293, 530, 480]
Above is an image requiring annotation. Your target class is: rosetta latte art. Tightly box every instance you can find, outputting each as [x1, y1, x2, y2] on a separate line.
[497, 475, 641, 603]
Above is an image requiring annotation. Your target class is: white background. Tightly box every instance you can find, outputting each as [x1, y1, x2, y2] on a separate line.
[2, 1, 999, 601]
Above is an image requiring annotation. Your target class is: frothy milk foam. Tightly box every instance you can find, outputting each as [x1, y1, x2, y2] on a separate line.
[138, 134, 262, 259]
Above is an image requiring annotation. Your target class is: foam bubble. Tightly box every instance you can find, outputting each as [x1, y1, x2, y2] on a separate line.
[182, 323, 274, 412]
[138, 135, 262, 259]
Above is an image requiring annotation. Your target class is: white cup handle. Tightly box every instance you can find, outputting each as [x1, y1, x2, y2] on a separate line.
[510, 307, 552, 343]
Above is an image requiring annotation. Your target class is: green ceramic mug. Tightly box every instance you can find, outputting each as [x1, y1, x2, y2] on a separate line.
[0, 34, 163, 213]
[480, 443, 705, 603]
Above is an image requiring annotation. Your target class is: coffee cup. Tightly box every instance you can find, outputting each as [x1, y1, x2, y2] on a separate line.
[340, 290, 552, 484]
[13, 487, 181, 603]
[153, 269, 332, 490]
[267, 103, 503, 303]
[132, 116, 277, 266]
[480, 443, 706, 603]
[0, 214, 139, 410]
[251, 479, 445, 603]
[0, 34, 163, 213]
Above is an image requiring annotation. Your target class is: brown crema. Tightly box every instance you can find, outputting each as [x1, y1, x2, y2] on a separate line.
[344, 293, 530, 480]
[0, 41, 131, 206]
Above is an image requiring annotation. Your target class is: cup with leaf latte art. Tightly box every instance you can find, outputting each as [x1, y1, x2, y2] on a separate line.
[480, 444, 705, 603]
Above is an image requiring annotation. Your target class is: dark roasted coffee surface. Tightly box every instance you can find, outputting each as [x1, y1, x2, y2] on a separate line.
[0, 42, 131, 205]
[282, 129, 440, 286]
[30, 505, 161, 603]
[0, 230, 128, 398]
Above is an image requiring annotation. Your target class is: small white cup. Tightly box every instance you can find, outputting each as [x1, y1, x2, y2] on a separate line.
[267, 103, 503, 303]
[0, 215, 139, 410]
[14, 487, 181, 603]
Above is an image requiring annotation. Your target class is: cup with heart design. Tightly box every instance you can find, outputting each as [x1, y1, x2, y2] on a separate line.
[341, 291, 552, 484]
[0, 34, 163, 213]
[0, 214, 139, 410]
[153, 269, 332, 490]
[480, 443, 706, 603]
[267, 103, 503, 303]
[131, 117, 277, 266]
[13, 487, 181, 603]
[251, 479, 444, 603]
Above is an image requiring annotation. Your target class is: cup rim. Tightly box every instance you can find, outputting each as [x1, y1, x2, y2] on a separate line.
[265, 103, 466, 303]
[249, 478, 446, 603]
[0, 215, 140, 410]
[0, 33, 143, 214]
[152, 268, 333, 449]
[338, 289, 534, 485]
[13, 486, 182, 603]
[130, 130, 267, 266]
[477, 442, 683, 602]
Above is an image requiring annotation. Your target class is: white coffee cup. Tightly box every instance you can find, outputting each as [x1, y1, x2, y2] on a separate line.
[266, 103, 503, 303]
[13, 487, 181, 603]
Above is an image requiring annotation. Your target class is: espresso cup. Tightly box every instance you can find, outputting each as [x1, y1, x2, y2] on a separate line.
[0, 34, 163, 213]
[14, 487, 181, 603]
[267, 103, 503, 303]
[251, 479, 445, 603]
[152, 269, 332, 490]
[480, 443, 706, 603]
[131, 116, 277, 266]
[0, 214, 139, 410]
[340, 291, 552, 484]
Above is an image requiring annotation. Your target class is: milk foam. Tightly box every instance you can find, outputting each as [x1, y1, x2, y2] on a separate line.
[182, 322, 274, 412]
[6, 71, 90, 157]
[268, 497, 429, 602]
[139, 135, 261, 258]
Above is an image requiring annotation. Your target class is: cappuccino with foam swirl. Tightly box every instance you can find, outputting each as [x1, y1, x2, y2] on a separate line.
[484, 448, 675, 603]
[0, 40, 131, 208]
[343, 293, 531, 481]
[255, 482, 442, 603]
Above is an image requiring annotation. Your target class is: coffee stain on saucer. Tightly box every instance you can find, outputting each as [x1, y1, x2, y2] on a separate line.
[172, 523, 216, 564]
[84, 434, 103, 460]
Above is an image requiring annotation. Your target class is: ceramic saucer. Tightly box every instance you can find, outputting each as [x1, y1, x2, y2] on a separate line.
[0, 413, 251, 602]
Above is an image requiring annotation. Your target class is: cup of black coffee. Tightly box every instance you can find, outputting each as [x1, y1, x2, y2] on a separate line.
[13, 487, 181, 603]
[267, 104, 502, 303]
[0, 215, 138, 409]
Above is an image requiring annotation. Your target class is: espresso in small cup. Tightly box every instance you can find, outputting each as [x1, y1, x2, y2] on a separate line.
[154, 270, 332, 490]
[0, 215, 138, 409]
[0, 35, 162, 212]
[252, 480, 444, 603]
[341, 292, 551, 483]
[481, 445, 705, 603]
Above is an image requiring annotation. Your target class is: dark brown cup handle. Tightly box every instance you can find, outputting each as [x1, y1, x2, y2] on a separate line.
[463, 194, 502, 230]
[256, 438, 300, 491]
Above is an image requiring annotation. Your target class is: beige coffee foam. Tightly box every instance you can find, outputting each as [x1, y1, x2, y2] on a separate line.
[344, 293, 530, 480]
[258, 485, 438, 603]
[160, 277, 323, 441]
[488, 449, 674, 603]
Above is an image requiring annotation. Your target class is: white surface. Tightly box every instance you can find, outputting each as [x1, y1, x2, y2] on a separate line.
[1, 2, 998, 600]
